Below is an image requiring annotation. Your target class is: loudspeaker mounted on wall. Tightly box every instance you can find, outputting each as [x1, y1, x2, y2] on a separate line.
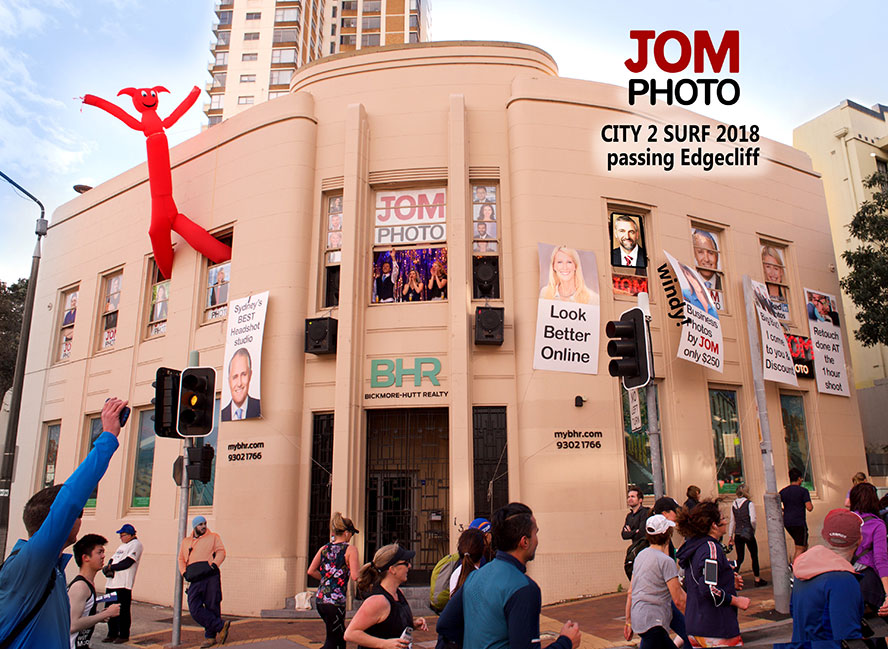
[304, 317, 338, 354]
[474, 306, 504, 346]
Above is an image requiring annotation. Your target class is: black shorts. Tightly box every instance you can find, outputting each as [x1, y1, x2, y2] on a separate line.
[785, 524, 808, 547]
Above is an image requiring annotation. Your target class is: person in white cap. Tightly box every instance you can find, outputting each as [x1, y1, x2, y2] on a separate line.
[178, 516, 230, 647]
[102, 523, 143, 643]
[624, 514, 687, 648]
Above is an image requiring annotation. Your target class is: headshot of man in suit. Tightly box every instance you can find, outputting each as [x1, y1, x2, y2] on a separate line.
[610, 214, 647, 268]
[221, 347, 261, 421]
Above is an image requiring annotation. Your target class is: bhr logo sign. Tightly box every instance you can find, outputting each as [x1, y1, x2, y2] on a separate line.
[370, 357, 442, 387]
[625, 30, 740, 106]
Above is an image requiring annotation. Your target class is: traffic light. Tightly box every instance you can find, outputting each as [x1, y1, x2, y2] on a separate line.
[186, 445, 215, 483]
[153, 367, 181, 438]
[605, 307, 653, 390]
[177, 367, 216, 437]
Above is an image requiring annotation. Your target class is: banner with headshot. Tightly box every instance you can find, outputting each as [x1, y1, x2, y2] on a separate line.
[804, 287, 850, 397]
[750, 279, 798, 386]
[663, 251, 723, 372]
[221, 291, 269, 421]
[691, 226, 724, 312]
[533, 243, 600, 374]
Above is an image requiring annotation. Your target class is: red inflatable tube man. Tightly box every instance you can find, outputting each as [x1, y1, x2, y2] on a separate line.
[83, 86, 232, 279]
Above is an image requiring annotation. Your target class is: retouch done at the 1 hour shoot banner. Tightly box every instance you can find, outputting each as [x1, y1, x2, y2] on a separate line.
[804, 287, 851, 397]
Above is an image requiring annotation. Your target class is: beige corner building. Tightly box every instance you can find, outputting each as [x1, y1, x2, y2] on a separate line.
[794, 101, 888, 477]
[11, 42, 867, 615]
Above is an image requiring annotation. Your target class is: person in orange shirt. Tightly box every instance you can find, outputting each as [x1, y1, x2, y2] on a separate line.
[178, 516, 230, 647]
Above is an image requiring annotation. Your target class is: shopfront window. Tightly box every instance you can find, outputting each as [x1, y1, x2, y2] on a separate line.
[146, 263, 169, 338]
[41, 423, 61, 490]
[58, 286, 78, 361]
[472, 184, 500, 300]
[691, 224, 726, 312]
[780, 393, 815, 491]
[609, 210, 649, 297]
[473, 407, 508, 519]
[204, 232, 232, 323]
[131, 410, 155, 508]
[621, 384, 660, 496]
[708, 388, 745, 493]
[324, 194, 343, 308]
[761, 241, 791, 321]
[99, 271, 122, 350]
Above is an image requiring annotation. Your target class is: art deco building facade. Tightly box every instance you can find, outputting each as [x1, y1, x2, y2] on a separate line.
[206, 0, 430, 125]
[11, 42, 866, 616]
[794, 101, 888, 476]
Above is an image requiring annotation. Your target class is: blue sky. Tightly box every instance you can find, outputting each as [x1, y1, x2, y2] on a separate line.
[0, 0, 884, 282]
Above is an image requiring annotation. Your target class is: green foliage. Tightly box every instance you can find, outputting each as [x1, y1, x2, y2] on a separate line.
[0, 278, 28, 399]
[840, 172, 888, 348]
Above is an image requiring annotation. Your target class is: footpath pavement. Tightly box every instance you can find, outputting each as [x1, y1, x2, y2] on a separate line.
[97, 569, 792, 649]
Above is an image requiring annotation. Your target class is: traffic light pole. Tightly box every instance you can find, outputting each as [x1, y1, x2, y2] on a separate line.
[741, 276, 790, 614]
[171, 351, 199, 647]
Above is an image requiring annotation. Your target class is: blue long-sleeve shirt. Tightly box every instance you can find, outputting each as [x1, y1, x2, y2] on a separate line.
[0, 431, 118, 648]
[437, 551, 572, 649]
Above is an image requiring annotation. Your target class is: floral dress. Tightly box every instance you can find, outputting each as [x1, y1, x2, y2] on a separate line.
[317, 542, 349, 606]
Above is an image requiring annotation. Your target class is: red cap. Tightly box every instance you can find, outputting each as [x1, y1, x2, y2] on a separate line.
[821, 509, 863, 548]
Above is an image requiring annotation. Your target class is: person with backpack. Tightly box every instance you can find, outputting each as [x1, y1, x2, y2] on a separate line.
[307, 512, 361, 649]
[429, 519, 491, 614]
[0, 397, 125, 649]
[68, 534, 120, 648]
[623, 485, 651, 579]
[727, 485, 767, 587]
[848, 482, 888, 615]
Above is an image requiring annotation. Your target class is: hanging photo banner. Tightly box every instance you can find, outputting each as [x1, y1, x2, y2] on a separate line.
[661, 251, 723, 372]
[804, 287, 850, 397]
[749, 279, 797, 386]
[533, 243, 601, 374]
[221, 291, 269, 421]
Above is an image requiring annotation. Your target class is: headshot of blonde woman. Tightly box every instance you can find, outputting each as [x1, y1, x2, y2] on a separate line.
[539, 246, 596, 305]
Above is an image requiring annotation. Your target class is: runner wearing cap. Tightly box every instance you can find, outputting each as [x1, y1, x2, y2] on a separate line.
[344, 544, 428, 649]
[469, 517, 494, 563]
[790, 508, 865, 644]
[624, 514, 687, 649]
[102, 523, 143, 643]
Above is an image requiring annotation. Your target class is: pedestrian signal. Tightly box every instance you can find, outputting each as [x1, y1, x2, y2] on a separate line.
[186, 445, 215, 483]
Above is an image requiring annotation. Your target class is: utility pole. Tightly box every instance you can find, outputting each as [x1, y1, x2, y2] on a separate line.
[0, 171, 47, 559]
[171, 350, 198, 646]
[742, 275, 790, 614]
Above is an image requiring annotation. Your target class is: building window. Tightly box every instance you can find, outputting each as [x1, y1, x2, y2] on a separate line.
[340, 34, 356, 45]
[780, 393, 815, 491]
[269, 69, 293, 86]
[362, 16, 380, 30]
[130, 410, 155, 508]
[621, 385, 660, 495]
[210, 94, 224, 110]
[410, 0, 419, 9]
[240, 74, 256, 83]
[212, 72, 226, 89]
[341, 0, 357, 10]
[472, 184, 500, 300]
[329, 42, 336, 54]
[610, 210, 649, 297]
[409, 14, 419, 28]
[204, 234, 232, 323]
[363, 0, 381, 11]
[361, 33, 380, 47]
[275, 7, 301, 22]
[238, 96, 254, 105]
[473, 407, 508, 519]
[216, 30, 231, 46]
[58, 286, 78, 361]
[244, 32, 260, 41]
[708, 388, 745, 493]
[307, 413, 334, 585]
[146, 263, 169, 338]
[208, 116, 222, 126]
[409, 32, 419, 43]
[271, 48, 297, 64]
[331, 24, 336, 35]
[273, 29, 299, 44]
[372, 188, 447, 304]
[332, 6, 337, 17]
[242, 52, 258, 62]
[40, 423, 61, 490]
[84, 417, 103, 508]
[245, 11, 261, 19]
[691, 223, 725, 312]
[214, 51, 229, 66]
[99, 271, 122, 350]
[324, 194, 343, 307]
[190, 399, 220, 507]
[760, 241, 790, 321]
[341, 17, 357, 28]
[217, 10, 232, 24]
[268, 90, 289, 100]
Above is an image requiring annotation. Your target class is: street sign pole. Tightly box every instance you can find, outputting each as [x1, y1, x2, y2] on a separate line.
[742, 276, 790, 614]
[171, 350, 199, 646]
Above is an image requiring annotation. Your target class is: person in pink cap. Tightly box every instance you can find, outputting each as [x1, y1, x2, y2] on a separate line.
[790, 508, 865, 644]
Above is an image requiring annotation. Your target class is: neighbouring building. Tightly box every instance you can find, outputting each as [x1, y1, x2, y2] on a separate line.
[10, 42, 866, 615]
[794, 101, 888, 478]
[206, 0, 430, 125]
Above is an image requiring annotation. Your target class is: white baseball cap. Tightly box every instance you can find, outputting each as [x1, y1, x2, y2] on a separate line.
[646, 514, 676, 535]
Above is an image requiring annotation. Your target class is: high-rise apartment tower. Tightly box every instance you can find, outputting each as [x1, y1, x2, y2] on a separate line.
[205, 0, 431, 125]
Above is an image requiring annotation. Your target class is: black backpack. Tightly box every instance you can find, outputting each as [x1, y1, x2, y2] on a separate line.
[624, 536, 649, 579]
